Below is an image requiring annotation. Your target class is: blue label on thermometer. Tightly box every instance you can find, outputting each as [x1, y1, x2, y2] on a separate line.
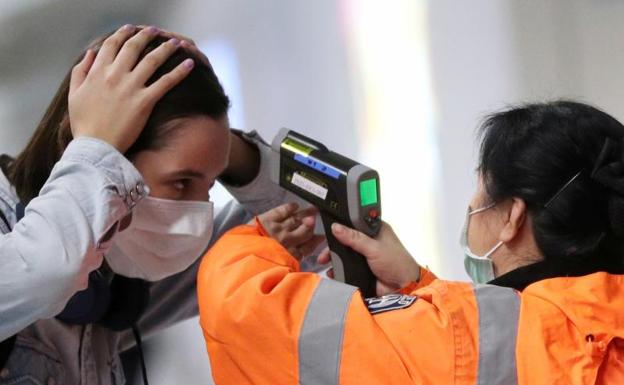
[294, 153, 341, 179]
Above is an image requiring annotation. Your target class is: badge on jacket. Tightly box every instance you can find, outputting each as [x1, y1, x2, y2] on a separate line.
[364, 294, 417, 314]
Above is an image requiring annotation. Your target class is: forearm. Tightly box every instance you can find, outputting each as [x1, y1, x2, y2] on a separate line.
[197, 224, 429, 385]
[198, 224, 322, 383]
[0, 138, 145, 340]
[219, 130, 261, 186]
[220, 130, 303, 216]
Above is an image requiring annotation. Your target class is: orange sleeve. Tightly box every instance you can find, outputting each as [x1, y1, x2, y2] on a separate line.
[197, 224, 321, 385]
[198, 225, 478, 385]
[399, 266, 438, 294]
[338, 280, 479, 385]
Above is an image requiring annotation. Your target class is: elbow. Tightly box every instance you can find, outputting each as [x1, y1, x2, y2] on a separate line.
[35, 267, 83, 318]
[28, 251, 95, 318]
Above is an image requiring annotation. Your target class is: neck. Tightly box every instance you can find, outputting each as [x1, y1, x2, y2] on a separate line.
[493, 250, 542, 277]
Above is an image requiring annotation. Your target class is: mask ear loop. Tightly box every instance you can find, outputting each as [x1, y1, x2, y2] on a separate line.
[463, 203, 501, 260]
[469, 202, 496, 215]
[481, 240, 504, 260]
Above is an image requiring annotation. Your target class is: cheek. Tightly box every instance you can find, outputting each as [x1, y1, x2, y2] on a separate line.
[468, 216, 498, 255]
[185, 180, 213, 202]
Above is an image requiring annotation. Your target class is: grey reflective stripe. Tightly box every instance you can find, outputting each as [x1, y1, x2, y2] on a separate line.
[298, 278, 357, 385]
[474, 284, 520, 385]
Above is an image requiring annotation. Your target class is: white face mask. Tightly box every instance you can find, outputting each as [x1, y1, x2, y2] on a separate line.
[460, 204, 503, 284]
[105, 196, 214, 281]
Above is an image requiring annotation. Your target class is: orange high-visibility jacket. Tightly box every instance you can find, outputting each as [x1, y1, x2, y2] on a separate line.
[197, 225, 624, 385]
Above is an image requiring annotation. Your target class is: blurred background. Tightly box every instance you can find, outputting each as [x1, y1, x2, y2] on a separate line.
[1, 0, 624, 383]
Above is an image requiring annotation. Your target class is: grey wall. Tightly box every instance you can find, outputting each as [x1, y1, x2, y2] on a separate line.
[428, 0, 624, 278]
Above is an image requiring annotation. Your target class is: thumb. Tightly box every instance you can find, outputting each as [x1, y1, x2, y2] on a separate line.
[69, 49, 95, 95]
[331, 223, 377, 259]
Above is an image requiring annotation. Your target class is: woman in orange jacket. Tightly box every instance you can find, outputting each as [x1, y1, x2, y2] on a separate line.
[198, 101, 624, 385]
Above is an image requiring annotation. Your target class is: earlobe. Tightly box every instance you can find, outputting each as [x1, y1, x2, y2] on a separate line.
[499, 198, 527, 242]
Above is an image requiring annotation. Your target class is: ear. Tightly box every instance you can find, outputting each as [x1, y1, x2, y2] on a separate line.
[499, 198, 527, 242]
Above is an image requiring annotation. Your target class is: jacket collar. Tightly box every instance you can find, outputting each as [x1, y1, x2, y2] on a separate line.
[489, 254, 624, 291]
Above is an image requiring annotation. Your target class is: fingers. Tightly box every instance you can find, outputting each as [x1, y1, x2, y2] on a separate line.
[295, 206, 317, 225]
[331, 223, 378, 259]
[160, 30, 195, 45]
[70, 49, 96, 95]
[180, 40, 211, 67]
[288, 223, 316, 244]
[91, 24, 136, 71]
[138, 25, 210, 68]
[317, 247, 331, 265]
[281, 215, 302, 231]
[263, 202, 300, 223]
[132, 37, 182, 85]
[284, 225, 322, 260]
[143, 58, 194, 104]
[113, 26, 160, 72]
[301, 214, 316, 228]
[137, 25, 196, 45]
[281, 205, 317, 230]
[376, 281, 398, 296]
[279, 206, 317, 231]
[256, 202, 299, 236]
[298, 235, 325, 257]
[180, 39, 196, 48]
[280, 220, 316, 253]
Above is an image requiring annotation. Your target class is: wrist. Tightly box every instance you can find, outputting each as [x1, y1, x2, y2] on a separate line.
[73, 132, 127, 153]
[254, 216, 270, 237]
[400, 259, 421, 287]
[219, 131, 260, 186]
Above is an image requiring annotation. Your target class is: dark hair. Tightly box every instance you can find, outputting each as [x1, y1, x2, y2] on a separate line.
[8, 30, 230, 204]
[478, 100, 624, 263]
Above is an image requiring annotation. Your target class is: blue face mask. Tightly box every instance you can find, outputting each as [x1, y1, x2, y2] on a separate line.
[460, 204, 503, 284]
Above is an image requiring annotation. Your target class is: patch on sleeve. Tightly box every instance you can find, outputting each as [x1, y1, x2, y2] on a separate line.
[364, 294, 417, 314]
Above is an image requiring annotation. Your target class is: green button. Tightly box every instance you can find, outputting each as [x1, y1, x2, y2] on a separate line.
[359, 178, 378, 206]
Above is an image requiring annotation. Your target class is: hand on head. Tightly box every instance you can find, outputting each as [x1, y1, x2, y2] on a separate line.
[136, 25, 211, 68]
[68, 25, 195, 153]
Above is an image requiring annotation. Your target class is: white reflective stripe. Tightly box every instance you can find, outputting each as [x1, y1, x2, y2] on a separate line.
[474, 284, 520, 385]
[298, 278, 357, 385]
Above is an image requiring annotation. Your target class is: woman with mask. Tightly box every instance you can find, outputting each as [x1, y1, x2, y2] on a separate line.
[0, 24, 195, 368]
[0, 26, 319, 384]
[198, 101, 624, 384]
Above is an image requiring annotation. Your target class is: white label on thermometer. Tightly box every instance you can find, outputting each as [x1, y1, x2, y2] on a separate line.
[291, 173, 328, 200]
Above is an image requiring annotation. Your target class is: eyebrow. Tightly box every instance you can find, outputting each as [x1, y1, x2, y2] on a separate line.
[164, 169, 206, 180]
[164, 162, 230, 180]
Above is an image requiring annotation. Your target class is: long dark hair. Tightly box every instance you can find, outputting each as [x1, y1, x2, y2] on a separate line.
[478, 100, 624, 263]
[7, 30, 230, 204]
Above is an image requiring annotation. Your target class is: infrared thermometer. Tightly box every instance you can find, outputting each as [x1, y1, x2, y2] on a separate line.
[270, 128, 381, 297]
